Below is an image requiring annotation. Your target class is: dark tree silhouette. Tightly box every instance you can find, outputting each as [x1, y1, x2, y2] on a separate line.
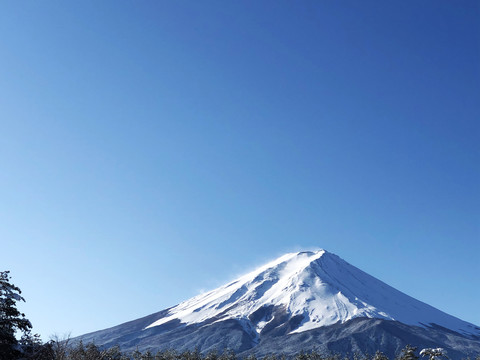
[0, 270, 33, 360]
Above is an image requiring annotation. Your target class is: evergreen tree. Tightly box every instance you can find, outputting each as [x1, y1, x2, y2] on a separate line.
[18, 330, 54, 360]
[398, 345, 419, 360]
[0, 271, 33, 360]
[132, 348, 143, 360]
[295, 350, 309, 360]
[205, 349, 219, 360]
[373, 351, 389, 360]
[420, 348, 448, 360]
[103, 345, 129, 360]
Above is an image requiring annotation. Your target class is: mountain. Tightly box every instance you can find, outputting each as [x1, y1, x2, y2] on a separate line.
[74, 250, 480, 358]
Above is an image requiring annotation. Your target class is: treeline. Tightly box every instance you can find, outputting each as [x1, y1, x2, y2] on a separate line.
[11, 340, 480, 360]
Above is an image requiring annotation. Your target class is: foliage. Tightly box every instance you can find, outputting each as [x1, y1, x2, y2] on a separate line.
[397, 346, 419, 360]
[0, 270, 33, 360]
[420, 349, 448, 360]
[373, 351, 389, 360]
[3, 330, 480, 360]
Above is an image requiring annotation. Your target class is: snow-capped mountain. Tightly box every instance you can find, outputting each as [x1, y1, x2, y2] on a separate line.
[74, 250, 480, 358]
[145, 250, 477, 336]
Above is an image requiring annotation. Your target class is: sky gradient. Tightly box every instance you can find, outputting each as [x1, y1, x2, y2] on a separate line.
[1, 1, 479, 340]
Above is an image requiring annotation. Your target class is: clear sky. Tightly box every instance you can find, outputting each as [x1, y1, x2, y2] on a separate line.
[1, 1, 479, 340]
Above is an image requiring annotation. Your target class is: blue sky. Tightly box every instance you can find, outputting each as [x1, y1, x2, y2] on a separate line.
[1, 1, 479, 339]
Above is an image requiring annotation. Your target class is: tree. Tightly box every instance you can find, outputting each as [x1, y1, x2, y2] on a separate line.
[49, 333, 71, 360]
[420, 348, 448, 360]
[0, 270, 33, 360]
[19, 330, 54, 360]
[373, 351, 389, 360]
[397, 345, 418, 360]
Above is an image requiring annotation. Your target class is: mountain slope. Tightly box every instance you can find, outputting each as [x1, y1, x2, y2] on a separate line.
[74, 250, 480, 358]
[146, 250, 478, 336]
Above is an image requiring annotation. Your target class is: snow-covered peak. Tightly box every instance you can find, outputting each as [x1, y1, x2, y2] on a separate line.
[146, 250, 479, 337]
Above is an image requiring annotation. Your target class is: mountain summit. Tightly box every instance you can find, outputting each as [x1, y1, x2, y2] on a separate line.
[145, 250, 477, 336]
[75, 250, 480, 358]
